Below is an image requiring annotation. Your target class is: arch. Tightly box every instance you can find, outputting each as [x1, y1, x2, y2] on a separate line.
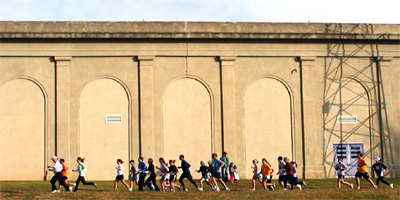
[324, 77, 372, 177]
[162, 77, 213, 178]
[0, 78, 47, 180]
[80, 78, 129, 180]
[77, 75, 132, 157]
[244, 77, 294, 178]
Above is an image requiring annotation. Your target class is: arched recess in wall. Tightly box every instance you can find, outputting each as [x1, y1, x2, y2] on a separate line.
[324, 77, 372, 178]
[0, 78, 46, 180]
[80, 78, 129, 180]
[244, 77, 293, 178]
[163, 78, 212, 179]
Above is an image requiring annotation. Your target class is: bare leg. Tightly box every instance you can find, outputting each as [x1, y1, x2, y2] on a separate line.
[367, 178, 376, 187]
[262, 178, 267, 190]
[252, 179, 256, 190]
[121, 180, 130, 190]
[114, 181, 118, 191]
[355, 178, 360, 189]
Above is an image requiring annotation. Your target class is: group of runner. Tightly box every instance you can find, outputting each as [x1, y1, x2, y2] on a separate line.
[118, 153, 232, 192]
[48, 156, 97, 193]
[335, 153, 394, 189]
[48, 152, 394, 193]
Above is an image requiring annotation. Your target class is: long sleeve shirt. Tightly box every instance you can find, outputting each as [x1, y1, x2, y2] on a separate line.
[76, 163, 87, 176]
[180, 160, 191, 175]
[147, 164, 155, 176]
[197, 165, 208, 176]
[138, 161, 147, 174]
[372, 162, 388, 176]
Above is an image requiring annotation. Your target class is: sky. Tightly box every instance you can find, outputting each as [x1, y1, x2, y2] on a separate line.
[0, 0, 399, 24]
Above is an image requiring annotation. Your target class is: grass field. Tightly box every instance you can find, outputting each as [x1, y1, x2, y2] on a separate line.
[1, 178, 399, 199]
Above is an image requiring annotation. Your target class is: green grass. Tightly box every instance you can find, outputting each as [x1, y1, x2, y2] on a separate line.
[1, 178, 399, 199]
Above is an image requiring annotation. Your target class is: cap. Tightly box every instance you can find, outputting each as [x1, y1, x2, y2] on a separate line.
[52, 156, 57, 160]
[375, 157, 381, 161]
[201, 160, 206, 163]
[208, 160, 212, 163]
[253, 159, 258, 163]
[223, 152, 228, 155]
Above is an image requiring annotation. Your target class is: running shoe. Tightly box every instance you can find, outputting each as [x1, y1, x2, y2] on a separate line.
[390, 183, 393, 189]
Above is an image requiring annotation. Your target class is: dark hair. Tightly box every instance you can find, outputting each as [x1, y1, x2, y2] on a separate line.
[179, 155, 184, 159]
[117, 159, 124, 164]
[77, 157, 85, 163]
[358, 153, 363, 157]
[139, 156, 143, 161]
[130, 160, 135, 163]
[212, 153, 218, 158]
[278, 156, 283, 161]
[284, 157, 289, 162]
[60, 158, 65, 163]
[148, 158, 153, 164]
[159, 157, 165, 164]
[169, 159, 176, 164]
[290, 161, 298, 168]
[223, 152, 227, 155]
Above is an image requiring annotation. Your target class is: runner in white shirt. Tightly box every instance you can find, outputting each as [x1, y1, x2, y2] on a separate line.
[114, 159, 130, 191]
[251, 159, 261, 191]
[48, 156, 69, 193]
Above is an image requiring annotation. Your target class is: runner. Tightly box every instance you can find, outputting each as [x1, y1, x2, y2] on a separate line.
[260, 158, 275, 190]
[277, 156, 286, 189]
[178, 155, 200, 191]
[129, 160, 139, 191]
[156, 157, 170, 192]
[211, 153, 230, 191]
[144, 158, 160, 191]
[72, 157, 97, 192]
[334, 157, 353, 189]
[196, 160, 213, 191]
[355, 153, 376, 189]
[137, 157, 147, 191]
[251, 159, 261, 191]
[58, 158, 75, 192]
[114, 159, 130, 191]
[168, 159, 181, 192]
[48, 156, 69, 193]
[372, 157, 393, 189]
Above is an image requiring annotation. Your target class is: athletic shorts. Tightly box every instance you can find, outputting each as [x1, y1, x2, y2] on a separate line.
[337, 175, 345, 179]
[253, 174, 261, 179]
[201, 174, 209, 181]
[115, 175, 124, 182]
[213, 172, 222, 179]
[279, 175, 285, 182]
[355, 172, 370, 179]
[169, 174, 177, 182]
[263, 175, 271, 180]
[161, 174, 170, 182]
[61, 176, 68, 182]
[130, 173, 139, 181]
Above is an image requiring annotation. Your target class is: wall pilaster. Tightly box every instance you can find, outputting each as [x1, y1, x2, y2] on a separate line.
[54, 56, 71, 163]
[300, 56, 326, 178]
[138, 56, 155, 159]
[219, 56, 237, 161]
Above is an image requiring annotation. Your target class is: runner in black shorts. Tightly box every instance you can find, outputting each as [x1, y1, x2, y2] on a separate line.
[355, 172, 370, 179]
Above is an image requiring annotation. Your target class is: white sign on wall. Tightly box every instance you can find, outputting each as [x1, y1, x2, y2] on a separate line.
[105, 114, 122, 124]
